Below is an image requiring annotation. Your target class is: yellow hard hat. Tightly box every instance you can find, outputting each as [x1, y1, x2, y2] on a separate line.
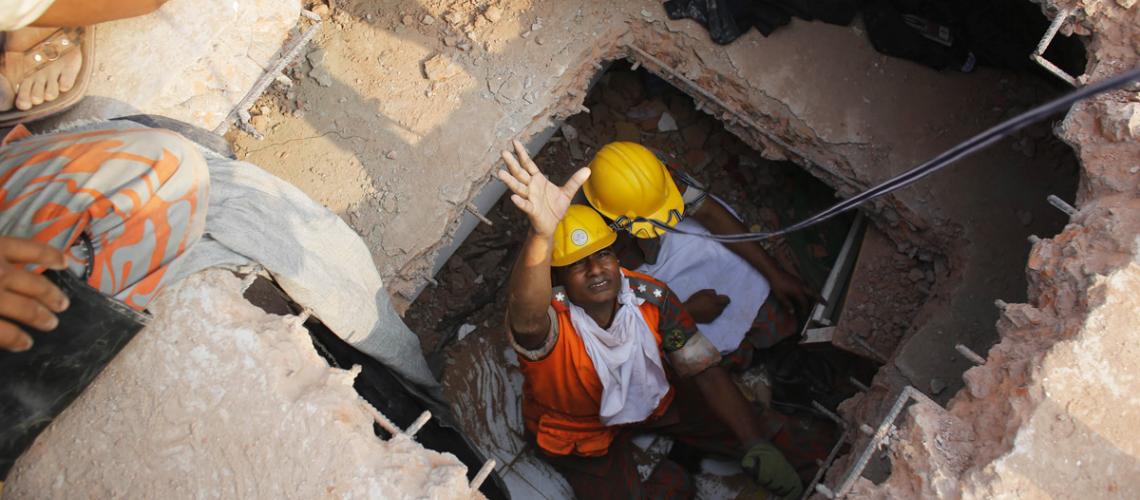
[552, 204, 618, 267]
[582, 142, 684, 238]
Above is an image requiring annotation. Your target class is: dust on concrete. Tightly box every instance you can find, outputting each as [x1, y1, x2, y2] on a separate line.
[224, 0, 1135, 497]
[850, 1, 1140, 497]
[4, 270, 478, 499]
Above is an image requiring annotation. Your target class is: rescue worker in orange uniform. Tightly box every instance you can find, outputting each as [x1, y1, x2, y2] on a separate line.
[583, 142, 820, 369]
[496, 140, 807, 499]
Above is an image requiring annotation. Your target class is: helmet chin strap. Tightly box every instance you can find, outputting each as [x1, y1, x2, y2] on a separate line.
[613, 66, 1140, 243]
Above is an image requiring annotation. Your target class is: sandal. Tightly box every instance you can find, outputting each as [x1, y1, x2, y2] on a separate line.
[0, 26, 94, 128]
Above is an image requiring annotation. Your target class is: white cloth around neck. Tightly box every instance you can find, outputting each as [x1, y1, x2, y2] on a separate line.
[567, 276, 670, 426]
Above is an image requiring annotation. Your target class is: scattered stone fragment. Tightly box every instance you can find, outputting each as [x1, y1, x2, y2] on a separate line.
[1100, 101, 1140, 142]
[423, 54, 461, 81]
[929, 378, 946, 395]
[483, 6, 502, 23]
[401, 14, 413, 25]
[444, 11, 465, 26]
[657, 112, 678, 132]
[386, 151, 397, 160]
[421, 14, 435, 25]
[908, 268, 924, 282]
[311, 4, 330, 18]
[307, 48, 326, 66]
[250, 115, 268, 132]
[456, 324, 477, 342]
[308, 67, 333, 87]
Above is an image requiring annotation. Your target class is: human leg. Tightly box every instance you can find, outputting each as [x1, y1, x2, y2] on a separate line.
[535, 432, 647, 500]
[0, 124, 208, 309]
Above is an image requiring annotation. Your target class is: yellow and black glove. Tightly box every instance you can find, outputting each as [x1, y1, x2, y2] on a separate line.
[741, 441, 803, 499]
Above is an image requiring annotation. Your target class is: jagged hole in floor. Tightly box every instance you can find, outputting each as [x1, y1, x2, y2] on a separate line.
[405, 61, 894, 498]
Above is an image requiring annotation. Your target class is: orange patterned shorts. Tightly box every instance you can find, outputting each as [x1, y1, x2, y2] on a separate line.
[0, 123, 208, 310]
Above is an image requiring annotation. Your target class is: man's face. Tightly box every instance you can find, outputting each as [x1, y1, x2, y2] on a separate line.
[555, 247, 622, 307]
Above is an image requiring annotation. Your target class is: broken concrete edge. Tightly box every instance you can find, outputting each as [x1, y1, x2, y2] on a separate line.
[845, 1, 1140, 496]
[389, 26, 956, 313]
[216, 17, 323, 137]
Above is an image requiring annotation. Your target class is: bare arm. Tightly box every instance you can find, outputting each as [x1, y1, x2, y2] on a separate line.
[692, 365, 763, 445]
[32, 0, 169, 27]
[691, 199, 820, 319]
[498, 140, 590, 350]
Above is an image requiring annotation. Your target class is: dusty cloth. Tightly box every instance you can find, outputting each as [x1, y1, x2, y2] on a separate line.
[166, 137, 438, 388]
[0, 124, 207, 310]
[0, 0, 55, 31]
[568, 275, 670, 426]
[636, 214, 771, 354]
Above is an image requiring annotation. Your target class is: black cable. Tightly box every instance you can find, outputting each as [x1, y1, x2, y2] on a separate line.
[632, 66, 1140, 242]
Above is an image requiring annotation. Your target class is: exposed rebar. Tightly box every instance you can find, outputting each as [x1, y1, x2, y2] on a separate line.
[1047, 194, 1077, 216]
[470, 459, 496, 490]
[404, 411, 432, 437]
[955, 343, 987, 365]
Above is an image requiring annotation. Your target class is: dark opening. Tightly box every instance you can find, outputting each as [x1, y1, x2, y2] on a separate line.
[406, 61, 888, 497]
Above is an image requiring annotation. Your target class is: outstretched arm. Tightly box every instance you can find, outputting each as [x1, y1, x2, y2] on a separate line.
[497, 140, 590, 350]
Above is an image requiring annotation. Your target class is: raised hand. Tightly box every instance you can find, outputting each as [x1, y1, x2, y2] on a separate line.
[497, 139, 591, 237]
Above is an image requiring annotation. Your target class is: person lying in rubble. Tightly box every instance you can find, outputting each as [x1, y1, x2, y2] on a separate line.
[0, 122, 208, 352]
[497, 139, 816, 499]
[582, 141, 820, 370]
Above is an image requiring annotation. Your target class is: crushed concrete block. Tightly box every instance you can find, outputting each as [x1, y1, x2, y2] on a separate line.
[483, 6, 503, 23]
[423, 54, 462, 81]
[908, 268, 925, 282]
[307, 48, 326, 67]
[1100, 102, 1140, 142]
[444, 11, 466, 26]
[627, 99, 667, 122]
[456, 324, 477, 342]
[1117, 0, 1137, 8]
[658, 112, 678, 132]
[421, 14, 435, 25]
[311, 3, 330, 17]
[308, 67, 333, 87]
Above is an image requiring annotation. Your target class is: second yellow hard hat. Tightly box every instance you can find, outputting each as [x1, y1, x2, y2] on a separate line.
[582, 142, 684, 238]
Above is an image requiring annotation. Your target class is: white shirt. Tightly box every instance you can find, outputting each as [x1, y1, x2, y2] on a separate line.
[635, 194, 770, 354]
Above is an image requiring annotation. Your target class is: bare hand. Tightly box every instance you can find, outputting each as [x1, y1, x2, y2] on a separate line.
[767, 270, 821, 322]
[497, 139, 591, 237]
[0, 237, 70, 352]
[684, 288, 730, 324]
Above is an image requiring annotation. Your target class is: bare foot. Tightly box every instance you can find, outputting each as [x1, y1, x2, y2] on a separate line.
[0, 27, 83, 112]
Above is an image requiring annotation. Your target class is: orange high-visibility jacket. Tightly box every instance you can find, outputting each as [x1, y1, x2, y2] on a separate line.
[518, 269, 680, 457]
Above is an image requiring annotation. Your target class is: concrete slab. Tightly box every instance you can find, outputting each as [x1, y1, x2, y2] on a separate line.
[57, 0, 299, 129]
